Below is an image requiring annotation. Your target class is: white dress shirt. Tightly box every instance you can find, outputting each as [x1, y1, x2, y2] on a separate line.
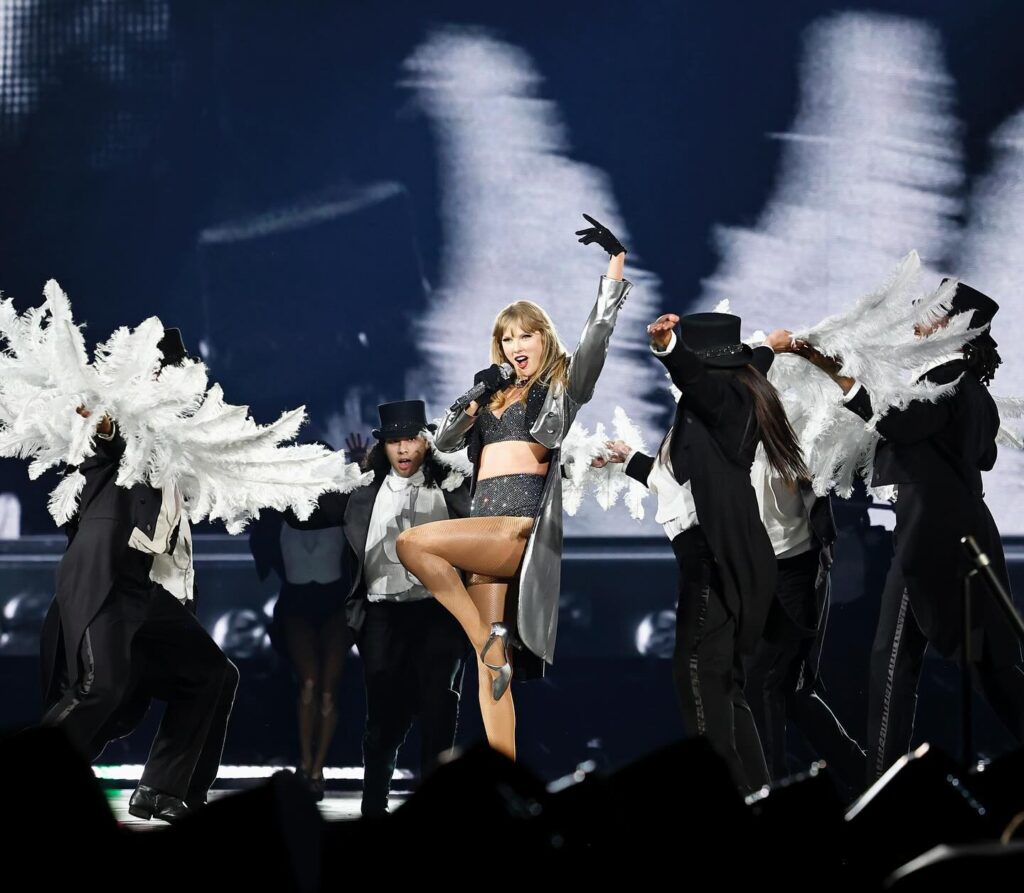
[100, 423, 194, 602]
[364, 468, 449, 602]
[751, 450, 812, 559]
[632, 331, 700, 541]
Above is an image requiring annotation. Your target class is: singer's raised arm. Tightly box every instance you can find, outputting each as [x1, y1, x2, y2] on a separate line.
[564, 272, 632, 406]
[563, 214, 632, 406]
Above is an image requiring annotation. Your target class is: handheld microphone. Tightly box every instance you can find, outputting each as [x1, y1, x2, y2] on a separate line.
[450, 363, 515, 412]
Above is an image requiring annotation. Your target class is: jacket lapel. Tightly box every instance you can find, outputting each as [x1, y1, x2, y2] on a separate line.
[344, 478, 382, 564]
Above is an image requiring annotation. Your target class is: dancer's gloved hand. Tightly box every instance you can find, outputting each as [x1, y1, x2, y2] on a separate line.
[473, 363, 513, 399]
[344, 432, 369, 464]
[575, 213, 627, 257]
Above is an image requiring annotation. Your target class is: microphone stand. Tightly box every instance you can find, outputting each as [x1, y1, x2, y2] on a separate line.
[959, 535, 1024, 767]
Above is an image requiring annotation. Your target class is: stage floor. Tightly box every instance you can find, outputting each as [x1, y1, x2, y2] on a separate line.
[104, 788, 408, 825]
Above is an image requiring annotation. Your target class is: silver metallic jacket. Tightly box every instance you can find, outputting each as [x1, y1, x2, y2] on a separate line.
[434, 274, 633, 665]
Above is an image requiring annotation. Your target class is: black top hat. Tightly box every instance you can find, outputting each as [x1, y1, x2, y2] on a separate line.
[157, 327, 190, 367]
[941, 279, 999, 330]
[679, 312, 754, 368]
[372, 400, 436, 441]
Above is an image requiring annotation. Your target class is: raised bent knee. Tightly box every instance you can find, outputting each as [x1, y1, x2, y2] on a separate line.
[395, 527, 420, 563]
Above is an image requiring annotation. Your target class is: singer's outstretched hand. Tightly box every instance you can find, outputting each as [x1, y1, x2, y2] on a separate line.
[577, 213, 626, 281]
[576, 214, 626, 257]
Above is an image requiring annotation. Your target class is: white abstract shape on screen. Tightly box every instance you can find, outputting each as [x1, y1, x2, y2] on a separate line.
[957, 111, 1024, 532]
[699, 12, 963, 334]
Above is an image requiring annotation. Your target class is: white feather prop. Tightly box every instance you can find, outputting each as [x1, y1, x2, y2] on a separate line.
[994, 395, 1024, 450]
[664, 254, 985, 498]
[763, 252, 985, 496]
[0, 281, 371, 531]
[422, 424, 472, 491]
[559, 420, 606, 517]
[559, 407, 649, 520]
[765, 354, 874, 496]
[610, 406, 650, 520]
[997, 425, 1024, 451]
[48, 470, 86, 527]
[796, 252, 982, 418]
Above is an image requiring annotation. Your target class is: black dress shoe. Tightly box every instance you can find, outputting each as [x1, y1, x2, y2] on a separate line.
[293, 768, 324, 802]
[309, 772, 325, 803]
[128, 785, 192, 824]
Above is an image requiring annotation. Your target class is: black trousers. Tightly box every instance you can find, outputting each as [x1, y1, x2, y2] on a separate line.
[672, 527, 769, 794]
[744, 550, 865, 788]
[867, 559, 1024, 782]
[43, 566, 238, 801]
[358, 597, 468, 816]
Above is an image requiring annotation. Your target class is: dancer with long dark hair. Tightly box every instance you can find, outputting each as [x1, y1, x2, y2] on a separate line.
[601, 314, 802, 792]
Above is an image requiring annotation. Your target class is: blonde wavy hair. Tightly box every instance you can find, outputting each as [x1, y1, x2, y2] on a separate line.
[488, 301, 569, 412]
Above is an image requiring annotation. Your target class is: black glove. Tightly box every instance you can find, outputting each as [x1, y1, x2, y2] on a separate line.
[575, 213, 626, 257]
[473, 363, 512, 398]
[344, 432, 369, 464]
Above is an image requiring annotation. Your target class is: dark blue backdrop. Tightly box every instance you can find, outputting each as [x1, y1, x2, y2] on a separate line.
[2, 0, 1022, 532]
[2, 0, 1023, 777]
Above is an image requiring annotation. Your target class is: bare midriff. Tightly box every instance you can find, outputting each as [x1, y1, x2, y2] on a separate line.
[478, 441, 550, 480]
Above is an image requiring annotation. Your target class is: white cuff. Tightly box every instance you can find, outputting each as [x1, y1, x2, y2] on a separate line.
[96, 421, 117, 441]
[841, 382, 863, 404]
[651, 331, 677, 357]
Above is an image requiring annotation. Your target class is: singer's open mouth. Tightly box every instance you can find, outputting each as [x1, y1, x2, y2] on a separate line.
[515, 355, 528, 369]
